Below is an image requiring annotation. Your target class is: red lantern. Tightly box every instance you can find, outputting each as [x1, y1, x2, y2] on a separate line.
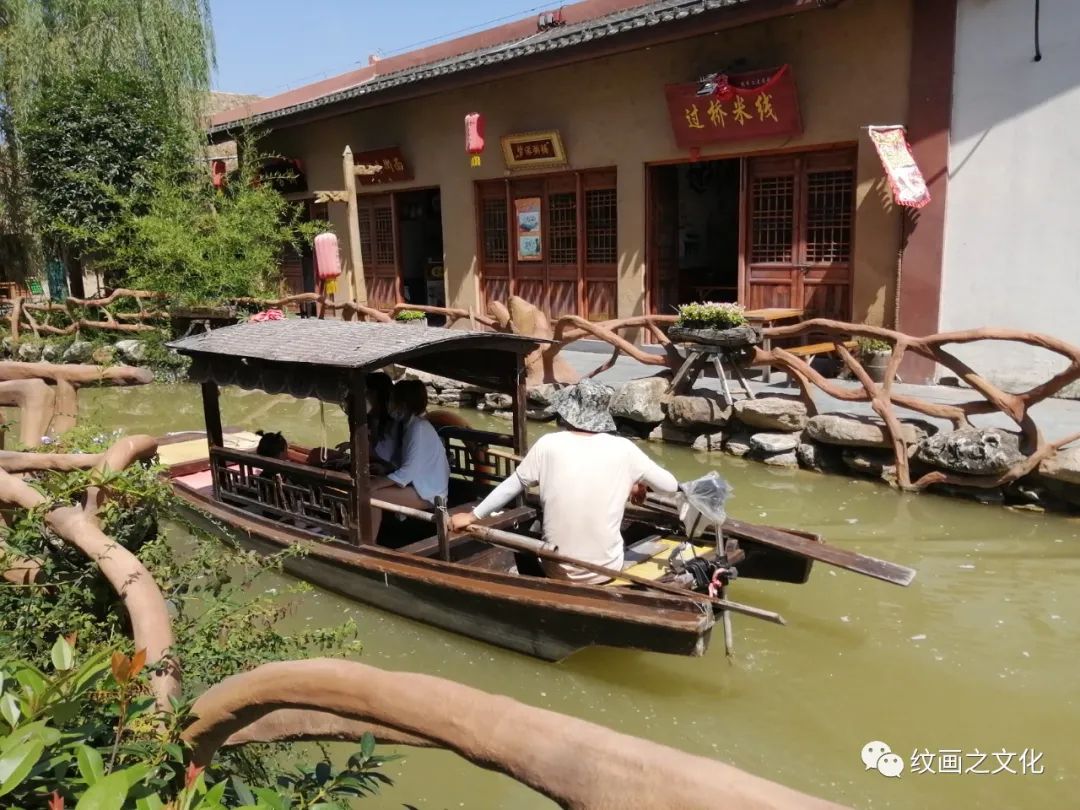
[465, 112, 485, 168]
[210, 159, 227, 189]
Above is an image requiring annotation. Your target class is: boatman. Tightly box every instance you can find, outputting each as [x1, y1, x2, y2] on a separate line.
[450, 380, 679, 584]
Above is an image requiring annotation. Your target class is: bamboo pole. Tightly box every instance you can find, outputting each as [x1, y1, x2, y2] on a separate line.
[342, 146, 368, 306]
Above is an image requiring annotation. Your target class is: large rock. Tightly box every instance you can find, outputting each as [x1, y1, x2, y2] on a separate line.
[91, 345, 115, 365]
[664, 392, 733, 428]
[734, 397, 808, 432]
[17, 342, 42, 362]
[41, 342, 64, 363]
[609, 377, 667, 424]
[797, 441, 843, 473]
[527, 383, 559, 407]
[761, 451, 799, 468]
[807, 414, 933, 449]
[1040, 445, 1080, 485]
[484, 392, 513, 410]
[62, 340, 94, 363]
[0, 336, 15, 357]
[691, 431, 725, 452]
[723, 429, 754, 458]
[750, 431, 801, 454]
[647, 422, 700, 446]
[915, 427, 1023, 476]
[115, 339, 147, 364]
[842, 448, 897, 483]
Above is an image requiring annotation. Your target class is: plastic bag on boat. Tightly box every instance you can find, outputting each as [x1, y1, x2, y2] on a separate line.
[676, 472, 732, 539]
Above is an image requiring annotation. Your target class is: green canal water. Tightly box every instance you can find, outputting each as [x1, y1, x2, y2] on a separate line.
[81, 385, 1077, 809]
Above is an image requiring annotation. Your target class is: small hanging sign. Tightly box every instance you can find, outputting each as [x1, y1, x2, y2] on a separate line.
[514, 197, 542, 261]
[353, 147, 412, 185]
[664, 66, 802, 149]
[502, 131, 567, 170]
[867, 126, 931, 209]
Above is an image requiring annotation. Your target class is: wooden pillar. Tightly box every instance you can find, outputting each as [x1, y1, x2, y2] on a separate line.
[897, 0, 957, 382]
[348, 373, 372, 544]
[511, 355, 528, 457]
[342, 146, 369, 306]
[201, 381, 223, 499]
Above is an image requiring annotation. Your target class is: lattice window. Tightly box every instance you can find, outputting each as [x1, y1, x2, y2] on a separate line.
[805, 170, 854, 264]
[750, 176, 795, 264]
[585, 188, 617, 264]
[548, 192, 577, 264]
[358, 207, 373, 263]
[482, 197, 508, 263]
[373, 206, 395, 265]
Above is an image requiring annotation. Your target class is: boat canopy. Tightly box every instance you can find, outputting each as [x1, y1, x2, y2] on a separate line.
[168, 319, 545, 401]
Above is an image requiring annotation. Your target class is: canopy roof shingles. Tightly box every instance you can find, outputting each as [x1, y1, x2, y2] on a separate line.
[169, 320, 542, 400]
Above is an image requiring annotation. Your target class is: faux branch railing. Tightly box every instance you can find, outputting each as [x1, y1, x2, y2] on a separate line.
[6, 289, 168, 340]
[7, 289, 1078, 496]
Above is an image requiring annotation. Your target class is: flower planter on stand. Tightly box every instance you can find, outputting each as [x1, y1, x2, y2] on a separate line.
[668, 324, 761, 350]
[862, 350, 892, 384]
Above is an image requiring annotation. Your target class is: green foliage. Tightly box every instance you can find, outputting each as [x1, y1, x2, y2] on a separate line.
[856, 336, 892, 356]
[675, 301, 748, 329]
[0, 644, 391, 808]
[393, 310, 426, 322]
[22, 68, 187, 255]
[0, 422, 382, 805]
[0, 0, 215, 277]
[92, 143, 325, 306]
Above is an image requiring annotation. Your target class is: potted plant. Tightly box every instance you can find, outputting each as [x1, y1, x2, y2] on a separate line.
[394, 308, 428, 327]
[668, 302, 760, 349]
[856, 336, 893, 383]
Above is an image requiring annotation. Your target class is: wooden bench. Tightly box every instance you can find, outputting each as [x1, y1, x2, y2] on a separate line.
[776, 340, 856, 385]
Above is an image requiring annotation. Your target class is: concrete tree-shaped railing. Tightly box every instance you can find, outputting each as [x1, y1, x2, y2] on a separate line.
[7, 289, 167, 340]
[0, 435, 845, 809]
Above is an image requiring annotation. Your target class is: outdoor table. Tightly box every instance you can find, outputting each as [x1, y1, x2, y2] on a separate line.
[745, 307, 804, 384]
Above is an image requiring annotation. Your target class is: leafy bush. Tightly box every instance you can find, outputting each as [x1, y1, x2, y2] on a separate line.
[856, 336, 892, 356]
[675, 302, 748, 330]
[393, 309, 426, 322]
[0, 642, 393, 808]
[91, 139, 326, 307]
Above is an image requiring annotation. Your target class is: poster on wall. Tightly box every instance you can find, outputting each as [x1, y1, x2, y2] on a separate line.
[515, 197, 542, 261]
[867, 126, 931, 209]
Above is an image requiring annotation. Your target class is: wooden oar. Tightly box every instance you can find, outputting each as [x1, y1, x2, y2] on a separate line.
[462, 524, 785, 626]
[640, 494, 917, 587]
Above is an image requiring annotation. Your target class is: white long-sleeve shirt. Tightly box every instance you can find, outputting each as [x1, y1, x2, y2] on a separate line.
[474, 431, 678, 583]
[387, 415, 449, 504]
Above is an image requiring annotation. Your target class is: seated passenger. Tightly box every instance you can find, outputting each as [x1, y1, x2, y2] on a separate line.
[255, 430, 289, 511]
[304, 372, 398, 473]
[369, 380, 450, 540]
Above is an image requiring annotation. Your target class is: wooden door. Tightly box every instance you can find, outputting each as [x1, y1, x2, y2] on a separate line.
[647, 165, 680, 317]
[357, 194, 400, 310]
[744, 150, 854, 319]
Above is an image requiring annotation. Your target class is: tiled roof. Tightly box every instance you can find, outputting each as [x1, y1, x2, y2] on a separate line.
[209, 0, 755, 134]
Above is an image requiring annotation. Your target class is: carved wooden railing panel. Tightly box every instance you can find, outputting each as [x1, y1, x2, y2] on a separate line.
[210, 447, 353, 538]
[438, 426, 517, 488]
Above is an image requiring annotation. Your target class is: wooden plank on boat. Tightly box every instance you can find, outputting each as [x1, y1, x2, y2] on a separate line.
[396, 505, 535, 557]
[637, 495, 914, 587]
[722, 517, 915, 587]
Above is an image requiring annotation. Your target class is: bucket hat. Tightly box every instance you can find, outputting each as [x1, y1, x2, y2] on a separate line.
[551, 380, 617, 433]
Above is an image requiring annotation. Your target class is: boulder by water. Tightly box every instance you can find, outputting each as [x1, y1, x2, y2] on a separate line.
[609, 377, 667, 424]
[750, 431, 801, 454]
[734, 397, 808, 432]
[915, 427, 1023, 476]
[115, 339, 148, 364]
[1040, 445, 1080, 485]
[807, 413, 933, 449]
[62, 340, 94, 364]
[664, 392, 732, 428]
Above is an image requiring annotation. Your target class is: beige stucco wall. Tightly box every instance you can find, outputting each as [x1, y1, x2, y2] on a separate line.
[265, 0, 910, 325]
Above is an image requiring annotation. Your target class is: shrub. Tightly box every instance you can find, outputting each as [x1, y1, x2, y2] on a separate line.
[856, 336, 892, 356]
[675, 302, 748, 330]
[393, 309, 426, 322]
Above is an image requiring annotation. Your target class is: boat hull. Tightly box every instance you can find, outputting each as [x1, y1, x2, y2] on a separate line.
[174, 485, 714, 661]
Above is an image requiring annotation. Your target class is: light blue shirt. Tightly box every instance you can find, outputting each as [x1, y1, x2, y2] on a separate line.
[387, 415, 450, 504]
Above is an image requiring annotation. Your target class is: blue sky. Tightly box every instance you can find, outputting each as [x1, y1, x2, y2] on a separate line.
[210, 0, 552, 96]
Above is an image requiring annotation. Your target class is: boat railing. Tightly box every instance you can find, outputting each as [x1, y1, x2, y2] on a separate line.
[209, 446, 353, 538]
[437, 425, 518, 488]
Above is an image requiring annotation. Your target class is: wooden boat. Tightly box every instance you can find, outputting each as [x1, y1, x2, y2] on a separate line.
[160, 319, 915, 661]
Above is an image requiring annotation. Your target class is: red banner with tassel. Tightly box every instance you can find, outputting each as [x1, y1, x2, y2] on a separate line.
[868, 126, 931, 209]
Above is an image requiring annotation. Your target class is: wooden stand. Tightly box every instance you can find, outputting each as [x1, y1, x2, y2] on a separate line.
[669, 344, 756, 402]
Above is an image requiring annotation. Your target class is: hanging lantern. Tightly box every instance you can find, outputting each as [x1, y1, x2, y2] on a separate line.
[465, 112, 485, 168]
[314, 232, 342, 296]
[210, 159, 227, 189]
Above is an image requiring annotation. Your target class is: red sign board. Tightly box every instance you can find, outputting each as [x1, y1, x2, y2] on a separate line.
[354, 147, 412, 185]
[868, 126, 931, 209]
[664, 66, 802, 149]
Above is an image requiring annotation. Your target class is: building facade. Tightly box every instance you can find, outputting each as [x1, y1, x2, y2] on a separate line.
[212, 0, 958, 380]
